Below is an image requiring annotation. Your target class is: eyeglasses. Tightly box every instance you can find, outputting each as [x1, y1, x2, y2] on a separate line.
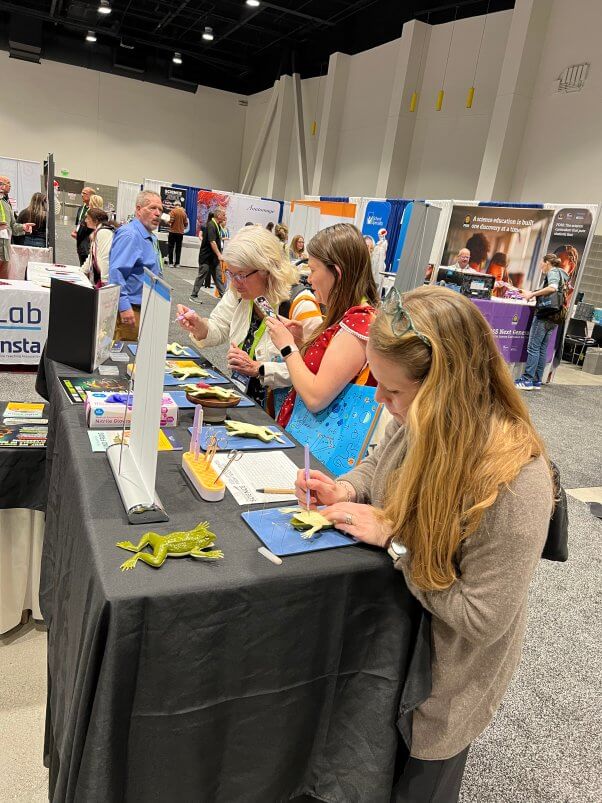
[382, 288, 432, 348]
[225, 269, 259, 284]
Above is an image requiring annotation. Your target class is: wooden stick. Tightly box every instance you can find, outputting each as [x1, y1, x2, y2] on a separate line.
[256, 488, 296, 495]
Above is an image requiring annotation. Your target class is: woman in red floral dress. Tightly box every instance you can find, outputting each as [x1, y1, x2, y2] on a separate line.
[266, 224, 379, 428]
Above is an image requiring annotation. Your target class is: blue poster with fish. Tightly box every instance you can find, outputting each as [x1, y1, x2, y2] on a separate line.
[286, 385, 381, 476]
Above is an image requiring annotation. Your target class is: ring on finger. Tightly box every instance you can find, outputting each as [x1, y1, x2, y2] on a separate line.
[344, 513, 354, 526]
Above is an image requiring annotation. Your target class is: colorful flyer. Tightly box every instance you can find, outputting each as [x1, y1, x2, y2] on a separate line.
[3, 402, 45, 419]
[0, 424, 48, 448]
[87, 429, 181, 453]
[59, 376, 130, 404]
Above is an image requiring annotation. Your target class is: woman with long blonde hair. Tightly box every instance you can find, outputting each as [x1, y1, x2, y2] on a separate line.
[296, 284, 553, 801]
[177, 225, 321, 406]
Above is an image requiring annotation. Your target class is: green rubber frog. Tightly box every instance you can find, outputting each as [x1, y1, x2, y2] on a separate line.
[225, 420, 285, 443]
[279, 507, 333, 539]
[171, 366, 210, 381]
[116, 521, 223, 570]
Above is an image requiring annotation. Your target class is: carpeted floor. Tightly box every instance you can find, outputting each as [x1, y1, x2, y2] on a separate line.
[1, 237, 600, 802]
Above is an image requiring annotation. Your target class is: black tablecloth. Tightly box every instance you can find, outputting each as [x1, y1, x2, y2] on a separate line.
[0, 402, 47, 511]
[39, 354, 431, 803]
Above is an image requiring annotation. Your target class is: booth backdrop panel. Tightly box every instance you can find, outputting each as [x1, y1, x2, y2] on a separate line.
[116, 180, 141, 223]
[173, 183, 200, 237]
[0, 156, 42, 213]
[0, 280, 49, 365]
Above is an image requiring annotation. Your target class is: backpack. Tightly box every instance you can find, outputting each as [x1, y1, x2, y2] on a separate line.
[536, 272, 568, 325]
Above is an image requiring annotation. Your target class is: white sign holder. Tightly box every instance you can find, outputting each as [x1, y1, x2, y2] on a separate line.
[106, 269, 171, 524]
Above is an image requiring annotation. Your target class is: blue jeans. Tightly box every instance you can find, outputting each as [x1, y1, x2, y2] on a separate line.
[524, 316, 556, 382]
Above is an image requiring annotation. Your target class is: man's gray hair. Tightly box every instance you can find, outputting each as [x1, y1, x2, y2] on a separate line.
[136, 190, 161, 208]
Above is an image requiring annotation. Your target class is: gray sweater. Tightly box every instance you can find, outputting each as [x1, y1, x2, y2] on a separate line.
[341, 419, 553, 760]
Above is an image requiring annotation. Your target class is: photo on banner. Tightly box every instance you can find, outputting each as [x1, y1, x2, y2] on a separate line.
[160, 186, 188, 233]
[441, 205, 554, 290]
[546, 207, 595, 307]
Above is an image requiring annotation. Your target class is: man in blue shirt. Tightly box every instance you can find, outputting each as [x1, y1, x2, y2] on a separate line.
[109, 190, 164, 340]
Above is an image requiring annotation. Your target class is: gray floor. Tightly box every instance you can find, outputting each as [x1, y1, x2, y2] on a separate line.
[1, 233, 601, 801]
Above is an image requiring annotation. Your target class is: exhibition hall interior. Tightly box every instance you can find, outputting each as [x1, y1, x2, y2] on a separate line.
[1, 0, 601, 801]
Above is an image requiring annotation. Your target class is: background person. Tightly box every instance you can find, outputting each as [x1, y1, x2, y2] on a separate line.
[465, 232, 490, 272]
[17, 192, 47, 248]
[0, 175, 33, 278]
[177, 225, 322, 407]
[447, 247, 471, 272]
[289, 234, 306, 262]
[267, 223, 379, 428]
[274, 223, 288, 253]
[167, 200, 189, 267]
[82, 208, 115, 286]
[76, 194, 104, 268]
[515, 254, 569, 391]
[190, 207, 227, 300]
[71, 186, 94, 265]
[108, 191, 163, 340]
[296, 285, 553, 802]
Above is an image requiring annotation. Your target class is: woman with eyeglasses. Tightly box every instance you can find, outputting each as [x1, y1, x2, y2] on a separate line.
[267, 223, 379, 428]
[176, 225, 322, 406]
[295, 285, 554, 801]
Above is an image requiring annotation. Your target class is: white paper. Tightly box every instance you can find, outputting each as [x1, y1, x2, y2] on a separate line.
[211, 450, 299, 506]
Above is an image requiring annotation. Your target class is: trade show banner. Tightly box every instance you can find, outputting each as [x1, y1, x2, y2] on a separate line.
[442, 205, 554, 290]
[547, 206, 596, 306]
[0, 281, 49, 365]
[361, 201, 391, 245]
[196, 190, 280, 237]
[159, 186, 188, 233]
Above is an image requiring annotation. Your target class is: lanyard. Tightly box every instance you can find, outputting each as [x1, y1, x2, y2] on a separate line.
[152, 236, 163, 276]
[239, 301, 267, 360]
[0, 200, 6, 224]
[78, 204, 88, 225]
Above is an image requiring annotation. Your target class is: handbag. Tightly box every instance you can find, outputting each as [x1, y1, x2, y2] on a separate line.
[286, 365, 382, 477]
[541, 461, 569, 562]
[536, 274, 567, 324]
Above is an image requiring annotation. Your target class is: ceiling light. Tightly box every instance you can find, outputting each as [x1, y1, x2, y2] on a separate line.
[246, 1, 261, 7]
[173, 52, 183, 65]
[202, 26, 214, 41]
[98, 0, 112, 14]
[85, 30, 97, 43]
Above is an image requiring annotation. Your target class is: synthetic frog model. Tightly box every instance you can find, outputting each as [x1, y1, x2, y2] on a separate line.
[166, 342, 187, 356]
[184, 384, 240, 402]
[170, 365, 210, 381]
[225, 420, 285, 443]
[116, 521, 223, 570]
[279, 507, 332, 539]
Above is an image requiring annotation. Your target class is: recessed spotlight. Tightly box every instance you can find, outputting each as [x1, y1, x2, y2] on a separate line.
[98, 0, 111, 15]
[173, 52, 183, 65]
[202, 26, 214, 41]
[85, 30, 97, 43]
[246, 0, 261, 7]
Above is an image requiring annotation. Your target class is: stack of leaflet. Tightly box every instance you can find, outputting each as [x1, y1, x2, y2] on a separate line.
[0, 402, 47, 447]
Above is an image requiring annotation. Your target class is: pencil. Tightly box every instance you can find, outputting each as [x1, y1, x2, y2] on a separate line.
[256, 487, 296, 494]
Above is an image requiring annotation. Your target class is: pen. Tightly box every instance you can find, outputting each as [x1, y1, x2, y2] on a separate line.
[256, 488, 296, 495]
[304, 444, 310, 512]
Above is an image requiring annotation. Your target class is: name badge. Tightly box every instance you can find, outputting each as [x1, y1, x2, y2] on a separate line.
[230, 370, 251, 393]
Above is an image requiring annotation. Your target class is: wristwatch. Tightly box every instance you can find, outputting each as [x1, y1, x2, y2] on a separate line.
[280, 344, 299, 359]
[387, 538, 408, 562]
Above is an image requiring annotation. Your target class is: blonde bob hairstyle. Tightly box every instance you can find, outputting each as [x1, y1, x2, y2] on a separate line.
[370, 284, 551, 592]
[88, 194, 104, 210]
[222, 225, 299, 309]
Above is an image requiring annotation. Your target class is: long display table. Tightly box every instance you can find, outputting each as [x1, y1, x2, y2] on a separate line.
[38, 354, 430, 803]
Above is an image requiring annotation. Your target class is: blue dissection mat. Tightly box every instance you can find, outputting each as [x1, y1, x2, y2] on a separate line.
[242, 506, 356, 556]
[129, 344, 202, 359]
[170, 391, 254, 409]
[189, 424, 296, 451]
[163, 370, 229, 387]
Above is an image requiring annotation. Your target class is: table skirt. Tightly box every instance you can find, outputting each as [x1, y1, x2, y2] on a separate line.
[0, 508, 44, 634]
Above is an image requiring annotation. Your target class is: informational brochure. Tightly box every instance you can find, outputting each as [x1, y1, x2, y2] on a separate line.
[0, 424, 47, 448]
[87, 429, 181, 453]
[59, 376, 130, 404]
[3, 402, 45, 419]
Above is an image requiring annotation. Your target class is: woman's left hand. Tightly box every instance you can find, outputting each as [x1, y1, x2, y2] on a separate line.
[265, 316, 295, 350]
[520, 289, 535, 301]
[321, 503, 391, 548]
[227, 342, 259, 377]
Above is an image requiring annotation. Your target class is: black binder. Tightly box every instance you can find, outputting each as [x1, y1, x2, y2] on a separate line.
[46, 278, 120, 372]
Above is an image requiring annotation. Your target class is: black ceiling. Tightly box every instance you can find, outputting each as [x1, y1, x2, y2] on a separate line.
[0, 0, 515, 95]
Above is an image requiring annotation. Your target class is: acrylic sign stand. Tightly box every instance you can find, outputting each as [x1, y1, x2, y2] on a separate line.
[106, 269, 171, 523]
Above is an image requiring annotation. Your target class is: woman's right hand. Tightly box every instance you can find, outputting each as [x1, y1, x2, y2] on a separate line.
[176, 304, 208, 341]
[295, 469, 348, 508]
[276, 315, 305, 346]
